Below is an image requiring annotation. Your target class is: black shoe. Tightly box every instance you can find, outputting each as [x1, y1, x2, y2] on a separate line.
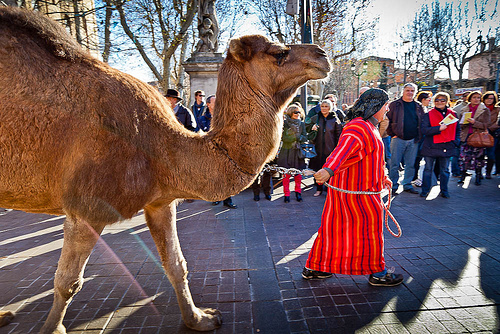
[420, 192, 428, 197]
[368, 271, 403, 287]
[264, 194, 272, 201]
[295, 193, 302, 202]
[253, 194, 260, 201]
[284, 196, 290, 203]
[223, 201, 237, 209]
[212, 201, 220, 206]
[439, 191, 450, 198]
[475, 177, 481, 186]
[302, 267, 333, 280]
[403, 188, 419, 194]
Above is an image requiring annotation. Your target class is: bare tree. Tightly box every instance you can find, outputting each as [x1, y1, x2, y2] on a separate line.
[246, 0, 298, 44]
[111, 0, 198, 91]
[403, 0, 499, 88]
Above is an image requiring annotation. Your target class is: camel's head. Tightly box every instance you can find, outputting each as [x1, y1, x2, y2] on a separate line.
[226, 35, 331, 106]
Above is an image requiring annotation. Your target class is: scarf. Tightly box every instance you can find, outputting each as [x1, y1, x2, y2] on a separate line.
[468, 104, 479, 135]
[428, 107, 457, 143]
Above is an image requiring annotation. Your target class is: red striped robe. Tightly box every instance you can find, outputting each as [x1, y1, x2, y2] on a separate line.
[306, 117, 386, 275]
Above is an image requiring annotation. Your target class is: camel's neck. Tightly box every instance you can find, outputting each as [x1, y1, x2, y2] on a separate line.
[208, 71, 284, 178]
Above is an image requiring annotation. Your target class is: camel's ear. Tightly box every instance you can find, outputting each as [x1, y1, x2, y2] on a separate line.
[228, 36, 255, 63]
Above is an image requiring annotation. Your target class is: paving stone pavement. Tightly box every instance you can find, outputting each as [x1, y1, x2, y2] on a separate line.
[0, 173, 499, 333]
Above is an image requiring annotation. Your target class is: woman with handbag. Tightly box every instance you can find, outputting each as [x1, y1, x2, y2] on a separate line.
[277, 104, 308, 203]
[306, 99, 343, 197]
[483, 91, 499, 178]
[458, 91, 491, 185]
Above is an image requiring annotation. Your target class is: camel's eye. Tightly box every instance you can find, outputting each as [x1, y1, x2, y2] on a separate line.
[273, 50, 289, 66]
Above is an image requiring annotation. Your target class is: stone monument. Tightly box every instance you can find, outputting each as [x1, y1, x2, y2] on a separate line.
[183, 0, 223, 105]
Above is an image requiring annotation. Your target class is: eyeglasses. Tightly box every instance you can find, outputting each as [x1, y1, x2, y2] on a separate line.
[293, 111, 301, 114]
[434, 99, 447, 102]
[197, 94, 205, 97]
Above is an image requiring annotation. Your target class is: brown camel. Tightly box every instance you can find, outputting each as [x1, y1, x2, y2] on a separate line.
[0, 7, 331, 333]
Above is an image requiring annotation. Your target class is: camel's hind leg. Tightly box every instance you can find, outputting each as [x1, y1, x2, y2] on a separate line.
[40, 216, 105, 334]
[144, 202, 222, 331]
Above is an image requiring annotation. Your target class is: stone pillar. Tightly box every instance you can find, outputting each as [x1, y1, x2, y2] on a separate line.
[183, 52, 224, 105]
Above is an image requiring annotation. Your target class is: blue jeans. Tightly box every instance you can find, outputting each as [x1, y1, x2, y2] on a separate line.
[421, 157, 450, 195]
[382, 136, 391, 167]
[389, 137, 418, 190]
[450, 141, 461, 176]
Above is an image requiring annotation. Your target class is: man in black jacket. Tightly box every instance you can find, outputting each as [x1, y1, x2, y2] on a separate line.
[386, 83, 425, 194]
[164, 88, 197, 132]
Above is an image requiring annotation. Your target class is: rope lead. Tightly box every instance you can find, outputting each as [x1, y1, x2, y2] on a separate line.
[324, 182, 402, 238]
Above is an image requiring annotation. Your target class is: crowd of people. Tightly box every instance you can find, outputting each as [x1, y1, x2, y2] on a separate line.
[165, 85, 500, 207]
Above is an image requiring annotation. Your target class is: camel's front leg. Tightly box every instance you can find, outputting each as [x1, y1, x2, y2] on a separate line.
[145, 202, 222, 331]
[40, 216, 105, 334]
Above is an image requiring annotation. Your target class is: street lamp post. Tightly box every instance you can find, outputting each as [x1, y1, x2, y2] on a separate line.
[402, 40, 411, 84]
[495, 61, 500, 93]
[300, 0, 313, 110]
[351, 61, 368, 97]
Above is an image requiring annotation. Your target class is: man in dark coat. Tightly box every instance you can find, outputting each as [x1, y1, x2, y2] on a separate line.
[386, 83, 425, 194]
[164, 88, 196, 132]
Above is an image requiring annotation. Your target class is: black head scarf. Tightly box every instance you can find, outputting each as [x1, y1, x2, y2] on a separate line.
[345, 88, 389, 121]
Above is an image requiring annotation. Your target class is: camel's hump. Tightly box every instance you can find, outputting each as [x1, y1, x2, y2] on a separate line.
[0, 6, 86, 61]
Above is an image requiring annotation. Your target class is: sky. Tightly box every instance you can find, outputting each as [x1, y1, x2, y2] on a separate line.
[368, 0, 430, 59]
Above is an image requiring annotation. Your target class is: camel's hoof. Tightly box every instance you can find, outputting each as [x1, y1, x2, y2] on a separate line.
[185, 307, 222, 331]
[0, 311, 15, 327]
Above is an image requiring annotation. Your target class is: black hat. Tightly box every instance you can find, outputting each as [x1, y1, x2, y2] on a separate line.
[345, 88, 389, 121]
[164, 88, 183, 101]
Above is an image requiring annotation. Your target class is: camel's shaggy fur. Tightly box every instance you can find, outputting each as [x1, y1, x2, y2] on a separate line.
[0, 7, 330, 333]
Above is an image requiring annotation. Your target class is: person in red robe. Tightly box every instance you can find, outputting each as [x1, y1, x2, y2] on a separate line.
[303, 88, 404, 287]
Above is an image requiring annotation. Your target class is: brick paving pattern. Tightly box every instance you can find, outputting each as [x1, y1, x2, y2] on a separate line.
[0, 173, 499, 333]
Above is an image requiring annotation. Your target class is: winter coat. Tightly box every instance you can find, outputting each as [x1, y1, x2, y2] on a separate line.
[378, 117, 389, 138]
[386, 98, 425, 142]
[198, 110, 212, 132]
[453, 100, 469, 119]
[306, 111, 343, 171]
[277, 116, 307, 169]
[420, 108, 460, 158]
[175, 103, 197, 132]
[459, 103, 490, 142]
[191, 102, 205, 131]
[487, 106, 500, 135]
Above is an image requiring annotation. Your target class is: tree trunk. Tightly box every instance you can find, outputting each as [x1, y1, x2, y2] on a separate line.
[176, 34, 189, 98]
[72, 0, 82, 44]
[102, 0, 113, 63]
